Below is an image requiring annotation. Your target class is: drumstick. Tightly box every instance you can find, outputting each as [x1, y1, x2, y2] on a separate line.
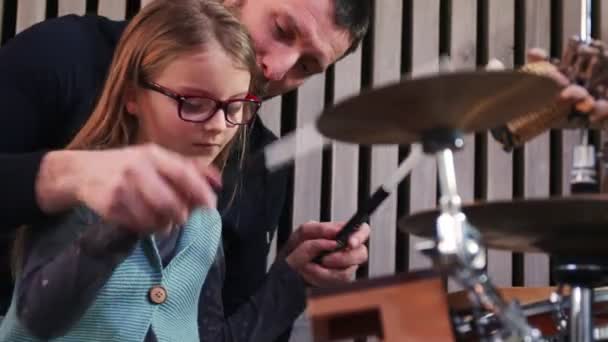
[313, 144, 424, 264]
[256, 122, 330, 172]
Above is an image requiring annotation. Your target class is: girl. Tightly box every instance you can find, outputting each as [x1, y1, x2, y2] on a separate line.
[0, 0, 260, 341]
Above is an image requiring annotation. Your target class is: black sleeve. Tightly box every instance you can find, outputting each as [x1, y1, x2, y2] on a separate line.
[16, 208, 138, 339]
[0, 15, 94, 228]
[198, 245, 308, 342]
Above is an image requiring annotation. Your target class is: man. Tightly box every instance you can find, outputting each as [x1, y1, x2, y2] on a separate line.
[0, 0, 372, 341]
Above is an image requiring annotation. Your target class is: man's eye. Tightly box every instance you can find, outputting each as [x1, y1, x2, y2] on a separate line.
[275, 22, 287, 38]
[299, 63, 310, 74]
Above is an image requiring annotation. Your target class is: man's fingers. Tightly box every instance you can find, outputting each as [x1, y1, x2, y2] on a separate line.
[321, 245, 369, 269]
[147, 145, 218, 209]
[590, 99, 608, 124]
[296, 221, 343, 242]
[128, 163, 189, 226]
[303, 264, 358, 285]
[112, 178, 163, 231]
[347, 223, 370, 248]
[527, 48, 548, 63]
[193, 158, 223, 189]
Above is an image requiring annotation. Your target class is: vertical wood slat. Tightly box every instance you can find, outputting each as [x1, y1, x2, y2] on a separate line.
[485, 0, 514, 287]
[140, 0, 156, 8]
[16, 0, 46, 34]
[97, 1, 126, 21]
[330, 48, 362, 222]
[450, 0, 477, 201]
[289, 64, 326, 342]
[561, 0, 583, 196]
[58, 0, 86, 16]
[291, 74, 325, 227]
[368, 0, 403, 277]
[446, 0, 477, 292]
[0, 0, 4, 43]
[523, 0, 551, 287]
[262, 96, 282, 270]
[601, 0, 608, 42]
[407, 0, 440, 272]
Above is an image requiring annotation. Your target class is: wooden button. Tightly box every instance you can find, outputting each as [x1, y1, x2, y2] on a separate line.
[148, 285, 167, 304]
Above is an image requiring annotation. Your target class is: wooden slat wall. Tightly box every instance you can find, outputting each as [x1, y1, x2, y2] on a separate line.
[3, 1, 607, 341]
[601, 0, 608, 42]
[140, 0, 155, 8]
[330, 51, 361, 222]
[561, 0, 583, 197]
[15, 0, 44, 33]
[97, 1, 126, 21]
[262, 96, 282, 269]
[485, 0, 515, 287]
[0, 0, 4, 40]
[368, 0, 402, 277]
[407, 0, 439, 272]
[58, 0, 85, 16]
[450, 1, 477, 209]
[291, 74, 325, 227]
[523, 0, 551, 287]
[448, 0, 477, 292]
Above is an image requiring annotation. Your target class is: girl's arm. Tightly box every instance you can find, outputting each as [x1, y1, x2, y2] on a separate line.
[16, 207, 138, 339]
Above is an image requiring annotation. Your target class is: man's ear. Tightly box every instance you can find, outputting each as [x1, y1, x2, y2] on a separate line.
[125, 85, 139, 116]
[222, 0, 243, 8]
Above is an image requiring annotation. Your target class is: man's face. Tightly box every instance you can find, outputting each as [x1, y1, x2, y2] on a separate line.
[232, 0, 352, 97]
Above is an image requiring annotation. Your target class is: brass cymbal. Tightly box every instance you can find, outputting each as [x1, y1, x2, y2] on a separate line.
[317, 70, 562, 145]
[398, 195, 608, 256]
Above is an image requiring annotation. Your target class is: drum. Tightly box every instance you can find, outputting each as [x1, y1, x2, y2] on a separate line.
[450, 287, 608, 341]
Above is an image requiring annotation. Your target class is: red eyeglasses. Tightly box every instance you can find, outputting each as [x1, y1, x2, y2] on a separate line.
[140, 81, 261, 125]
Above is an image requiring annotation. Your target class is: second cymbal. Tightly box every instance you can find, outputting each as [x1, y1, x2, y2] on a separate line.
[398, 195, 608, 256]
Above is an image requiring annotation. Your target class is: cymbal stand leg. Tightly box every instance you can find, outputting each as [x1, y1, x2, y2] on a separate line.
[420, 134, 544, 341]
[570, 286, 594, 342]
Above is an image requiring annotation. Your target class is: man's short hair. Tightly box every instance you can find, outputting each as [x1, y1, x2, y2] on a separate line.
[334, 0, 371, 56]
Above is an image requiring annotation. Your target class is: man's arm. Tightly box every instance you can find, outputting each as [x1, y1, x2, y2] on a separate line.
[0, 17, 75, 227]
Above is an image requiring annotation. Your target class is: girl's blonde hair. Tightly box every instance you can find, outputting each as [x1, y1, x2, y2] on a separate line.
[68, 0, 259, 168]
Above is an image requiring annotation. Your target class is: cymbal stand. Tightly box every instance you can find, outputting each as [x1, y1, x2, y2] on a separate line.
[417, 128, 544, 342]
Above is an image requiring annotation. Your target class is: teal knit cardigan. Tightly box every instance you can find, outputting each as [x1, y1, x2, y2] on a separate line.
[0, 207, 222, 342]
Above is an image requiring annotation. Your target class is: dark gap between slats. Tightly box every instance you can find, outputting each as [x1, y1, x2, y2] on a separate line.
[320, 65, 335, 222]
[592, 0, 601, 39]
[511, 0, 526, 287]
[549, 0, 564, 286]
[46, 0, 58, 19]
[474, 0, 488, 203]
[1, 0, 17, 45]
[356, 0, 376, 282]
[276, 90, 298, 250]
[86, 0, 99, 15]
[475, 0, 495, 283]
[126, 0, 140, 19]
[591, 0, 603, 186]
[395, 0, 414, 274]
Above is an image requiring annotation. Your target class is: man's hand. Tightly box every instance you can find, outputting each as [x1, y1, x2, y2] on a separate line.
[527, 48, 608, 126]
[36, 143, 221, 234]
[282, 221, 370, 287]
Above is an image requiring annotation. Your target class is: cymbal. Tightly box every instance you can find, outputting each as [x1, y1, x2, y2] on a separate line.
[398, 195, 608, 256]
[317, 70, 562, 145]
